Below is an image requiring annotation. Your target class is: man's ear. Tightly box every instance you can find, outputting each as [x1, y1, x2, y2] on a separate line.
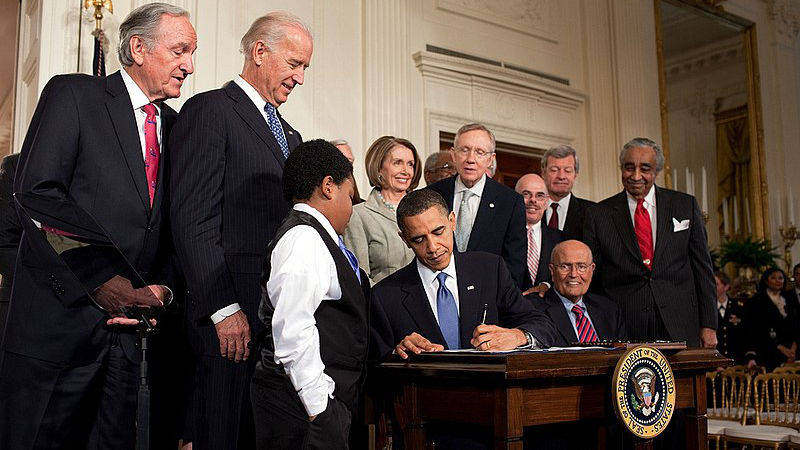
[252, 40, 268, 66]
[129, 35, 148, 66]
[448, 210, 456, 231]
[397, 230, 413, 249]
[321, 175, 335, 200]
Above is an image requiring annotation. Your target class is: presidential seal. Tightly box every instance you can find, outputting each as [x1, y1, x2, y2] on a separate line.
[612, 346, 676, 439]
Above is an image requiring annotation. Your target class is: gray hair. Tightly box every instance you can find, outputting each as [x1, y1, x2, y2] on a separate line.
[118, 3, 189, 67]
[240, 11, 312, 60]
[541, 144, 580, 173]
[619, 137, 664, 173]
[423, 152, 441, 173]
[329, 139, 348, 147]
[489, 157, 497, 177]
[453, 123, 496, 153]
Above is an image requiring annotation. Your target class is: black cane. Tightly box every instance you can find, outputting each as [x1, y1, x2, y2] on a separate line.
[136, 313, 154, 450]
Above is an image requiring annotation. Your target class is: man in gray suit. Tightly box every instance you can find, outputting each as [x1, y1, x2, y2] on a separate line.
[583, 137, 717, 348]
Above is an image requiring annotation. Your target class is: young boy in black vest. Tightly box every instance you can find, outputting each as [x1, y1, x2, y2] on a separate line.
[250, 139, 369, 450]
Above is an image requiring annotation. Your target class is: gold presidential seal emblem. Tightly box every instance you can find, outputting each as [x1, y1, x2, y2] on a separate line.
[612, 346, 676, 439]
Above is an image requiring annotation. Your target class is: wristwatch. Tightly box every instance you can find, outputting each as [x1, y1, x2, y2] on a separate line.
[518, 328, 535, 349]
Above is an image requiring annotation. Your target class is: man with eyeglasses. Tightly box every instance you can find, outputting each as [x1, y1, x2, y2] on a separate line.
[423, 150, 457, 185]
[535, 240, 625, 346]
[515, 174, 562, 298]
[541, 144, 595, 241]
[427, 123, 527, 287]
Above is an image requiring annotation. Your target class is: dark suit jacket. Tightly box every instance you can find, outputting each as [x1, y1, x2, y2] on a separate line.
[716, 296, 748, 364]
[169, 80, 301, 356]
[4, 72, 176, 365]
[583, 187, 717, 347]
[521, 223, 561, 291]
[561, 194, 594, 242]
[536, 289, 626, 346]
[744, 291, 798, 370]
[369, 252, 557, 359]
[427, 176, 527, 287]
[0, 153, 20, 304]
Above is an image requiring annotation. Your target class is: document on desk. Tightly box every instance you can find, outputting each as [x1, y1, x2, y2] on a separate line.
[441, 346, 610, 354]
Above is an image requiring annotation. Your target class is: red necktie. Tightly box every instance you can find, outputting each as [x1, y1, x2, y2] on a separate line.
[572, 304, 598, 343]
[143, 103, 160, 207]
[548, 203, 559, 229]
[634, 198, 653, 269]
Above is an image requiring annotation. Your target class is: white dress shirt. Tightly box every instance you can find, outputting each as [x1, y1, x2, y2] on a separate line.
[545, 193, 571, 231]
[416, 256, 460, 323]
[453, 174, 487, 219]
[209, 76, 278, 323]
[626, 186, 657, 246]
[120, 68, 161, 160]
[555, 291, 597, 340]
[267, 203, 342, 416]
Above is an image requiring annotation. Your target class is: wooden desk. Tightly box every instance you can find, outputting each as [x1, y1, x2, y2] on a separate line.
[373, 348, 729, 450]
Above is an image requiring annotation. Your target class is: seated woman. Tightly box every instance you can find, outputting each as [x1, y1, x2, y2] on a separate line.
[745, 267, 797, 371]
[343, 136, 421, 284]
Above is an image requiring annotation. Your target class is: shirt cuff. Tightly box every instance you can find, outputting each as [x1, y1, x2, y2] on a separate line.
[537, 281, 551, 289]
[297, 373, 336, 416]
[210, 303, 241, 324]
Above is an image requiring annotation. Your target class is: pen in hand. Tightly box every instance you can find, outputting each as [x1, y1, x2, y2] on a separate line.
[480, 303, 488, 324]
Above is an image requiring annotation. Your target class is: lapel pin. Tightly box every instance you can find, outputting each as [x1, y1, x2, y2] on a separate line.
[288, 130, 294, 135]
[489, 203, 495, 208]
[467, 285, 475, 290]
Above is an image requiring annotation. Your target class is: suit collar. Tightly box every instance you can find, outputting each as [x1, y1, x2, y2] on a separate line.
[610, 191, 643, 265]
[465, 177, 501, 250]
[652, 186, 673, 265]
[363, 189, 398, 222]
[543, 289, 578, 344]
[224, 81, 286, 168]
[453, 252, 482, 347]
[399, 262, 447, 347]
[105, 71, 152, 214]
[582, 293, 613, 341]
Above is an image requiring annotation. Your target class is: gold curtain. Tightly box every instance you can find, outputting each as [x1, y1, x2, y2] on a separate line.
[715, 105, 750, 238]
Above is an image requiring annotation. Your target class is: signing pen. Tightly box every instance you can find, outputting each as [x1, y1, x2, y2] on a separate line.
[480, 303, 488, 324]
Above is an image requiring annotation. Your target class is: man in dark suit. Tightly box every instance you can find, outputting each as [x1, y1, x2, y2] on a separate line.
[427, 123, 527, 287]
[169, 12, 311, 450]
[541, 145, 594, 241]
[0, 152, 20, 338]
[370, 189, 555, 360]
[583, 137, 717, 348]
[536, 240, 625, 346]
[0, 4, 196, 449]
[514, 173, 562, 298]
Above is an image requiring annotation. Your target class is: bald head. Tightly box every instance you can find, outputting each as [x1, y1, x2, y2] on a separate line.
[550, 240, 595, 302]
[515, 173, 549, 225]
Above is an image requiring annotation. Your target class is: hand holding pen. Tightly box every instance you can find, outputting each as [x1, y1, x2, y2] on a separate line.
[470, 303, 528, 350]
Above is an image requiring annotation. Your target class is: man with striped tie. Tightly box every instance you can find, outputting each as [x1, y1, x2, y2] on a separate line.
[515, 173, 562, 298]
[536, 240, 626, 346]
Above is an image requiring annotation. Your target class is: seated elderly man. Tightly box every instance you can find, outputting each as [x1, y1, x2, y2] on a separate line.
[370, 189, 556, 360]
[536, 240, 626, 346]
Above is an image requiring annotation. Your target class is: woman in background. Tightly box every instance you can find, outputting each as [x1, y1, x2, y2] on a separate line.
[344, 136, 421, 284]
[746, 267, 797, 371]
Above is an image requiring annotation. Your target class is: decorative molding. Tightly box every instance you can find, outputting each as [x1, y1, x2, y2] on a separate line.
[436, 0, 555, 42]
[769, 0, 800, 40]
[414, 51, 584, 112]
[664, 37, 744, 81]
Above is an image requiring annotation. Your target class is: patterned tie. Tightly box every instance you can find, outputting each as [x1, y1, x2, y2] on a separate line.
[264, 103, 289, 159]
[142, 103, 159, 207]
[548, 202, 559, 229]
[634, 199, 654, 270]
[436, 272, 460, 350]
[572, 304, 598, 343]
[526, 226, 539, 285]
[338, 236, 361, 283]
[455, 190, 476, 251]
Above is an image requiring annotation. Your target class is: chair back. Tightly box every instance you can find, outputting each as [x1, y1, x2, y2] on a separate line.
[753, 373, 800, 428]
[709, 370, 752, 425]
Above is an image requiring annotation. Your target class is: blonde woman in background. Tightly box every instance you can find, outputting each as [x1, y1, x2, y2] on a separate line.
[344, 136, 421, 284]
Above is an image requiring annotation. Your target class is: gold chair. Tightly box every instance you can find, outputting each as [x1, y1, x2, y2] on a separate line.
[722, 373, 800, 449]
[775, 366, 800, 374]
[707, 370, 752, 448]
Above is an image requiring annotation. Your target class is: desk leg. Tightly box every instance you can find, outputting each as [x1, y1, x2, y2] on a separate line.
[395, 383, 427, 450]
[493, 387, 523, 450]
[685, 374, 707, 450]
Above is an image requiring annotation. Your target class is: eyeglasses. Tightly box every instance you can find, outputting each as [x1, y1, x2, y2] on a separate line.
[453, 147, 493, 158]
[521, 192, 548, 202]
[554, 263, 591, 274]
[433, 163, 456, 172]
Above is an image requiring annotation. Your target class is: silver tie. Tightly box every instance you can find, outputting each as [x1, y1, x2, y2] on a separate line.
[455, 190, 476, 251]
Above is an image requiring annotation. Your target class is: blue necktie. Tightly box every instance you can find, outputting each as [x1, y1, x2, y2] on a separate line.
[264, 103, 289, 159]
[338, 237, 361, 283]
[436, 272, 460, 349]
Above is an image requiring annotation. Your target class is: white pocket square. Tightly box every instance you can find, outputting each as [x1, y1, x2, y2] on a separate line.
[672, 218, 690, 232]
